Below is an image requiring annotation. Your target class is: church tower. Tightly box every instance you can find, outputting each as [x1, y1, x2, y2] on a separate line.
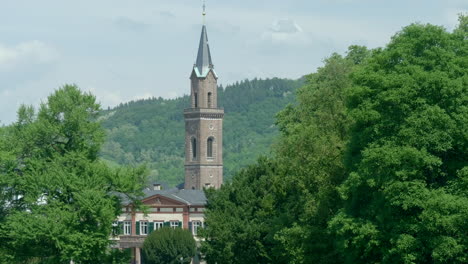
[184, 9, 224, 190]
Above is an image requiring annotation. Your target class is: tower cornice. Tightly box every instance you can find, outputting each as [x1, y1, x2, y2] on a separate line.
[184, 108, 224, 119]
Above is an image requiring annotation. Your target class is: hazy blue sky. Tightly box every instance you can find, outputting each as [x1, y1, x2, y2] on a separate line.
[0, 0, 466, 124]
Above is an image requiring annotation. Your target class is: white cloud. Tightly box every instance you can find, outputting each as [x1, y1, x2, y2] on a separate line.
[0, 41, 59, 71]
[262, 19, 311, 45]
[270, 19, 303, 33]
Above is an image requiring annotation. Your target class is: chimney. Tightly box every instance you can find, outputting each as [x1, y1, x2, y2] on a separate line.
[153, 183, 161, 191]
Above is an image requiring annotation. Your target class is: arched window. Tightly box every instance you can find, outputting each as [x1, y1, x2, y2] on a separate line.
[207, 92, 212, 108]
[191, 138, 197, 159]
[194, 93, 198, 108]
[207, 137, 214, 158]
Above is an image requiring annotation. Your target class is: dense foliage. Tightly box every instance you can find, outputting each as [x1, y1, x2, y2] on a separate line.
[330, 18, 468, 264]
[1, 15, 466, 264]
[142, 227, 197, 264]
[201, 46, 366, 264]
[201, 17, 467, 264]
[99, 78, 303, 186]
[0, 85, 147, 264]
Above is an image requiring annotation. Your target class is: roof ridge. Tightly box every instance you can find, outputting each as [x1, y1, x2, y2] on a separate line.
[171, 193, 192, 205]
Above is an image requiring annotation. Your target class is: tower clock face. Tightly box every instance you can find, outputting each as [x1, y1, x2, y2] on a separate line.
[209, 124, 214, 130]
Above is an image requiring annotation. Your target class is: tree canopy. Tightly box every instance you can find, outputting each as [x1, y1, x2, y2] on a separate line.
[330, 19, 468, 264]
[0, 85, 147, 264]
[201, 17, 467, 264]
[142, 227, 197, 264]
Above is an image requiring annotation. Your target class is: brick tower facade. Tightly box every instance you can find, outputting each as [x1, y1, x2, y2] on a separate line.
[184, 25, 224, 190]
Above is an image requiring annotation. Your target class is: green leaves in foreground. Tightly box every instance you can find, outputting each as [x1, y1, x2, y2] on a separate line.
[201, 158, 284, 264]
[330, 19, 468, 264]
[201, 48, 366, 264]
[142, 227, 196, 264]
[0, 85, 147, 264]
[201, 16, 467, 264]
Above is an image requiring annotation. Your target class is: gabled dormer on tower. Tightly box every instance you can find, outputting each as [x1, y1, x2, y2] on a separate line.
[184, 14, 224, 190]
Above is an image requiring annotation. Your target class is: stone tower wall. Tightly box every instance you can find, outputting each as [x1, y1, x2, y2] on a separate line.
[190, 71, 218, 108]
[184, 71, 223, 190]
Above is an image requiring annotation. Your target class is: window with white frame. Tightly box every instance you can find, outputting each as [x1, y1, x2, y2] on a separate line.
[140, 221, 148, 235]
[192, 221, 202, 236]
[170, 221, 179, 229]
[154, 221, 164, 230]
[111, 221, 118, 236]
[123, 221, 131, 235]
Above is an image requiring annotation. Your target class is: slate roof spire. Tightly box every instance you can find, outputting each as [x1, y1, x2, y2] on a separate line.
[193, 1, 217, 78]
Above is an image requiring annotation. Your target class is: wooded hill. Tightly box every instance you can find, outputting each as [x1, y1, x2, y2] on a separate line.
[98, 78, 304, 186]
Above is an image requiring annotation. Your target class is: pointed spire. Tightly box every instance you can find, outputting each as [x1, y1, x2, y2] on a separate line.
[193, 1, 217, 78]
[194, 25, 214, 77]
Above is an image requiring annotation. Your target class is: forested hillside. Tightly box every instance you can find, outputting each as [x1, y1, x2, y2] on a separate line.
[98, 78, 304, 186]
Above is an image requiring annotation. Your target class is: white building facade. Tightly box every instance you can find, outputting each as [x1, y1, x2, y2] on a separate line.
[113, 187, 207, 264]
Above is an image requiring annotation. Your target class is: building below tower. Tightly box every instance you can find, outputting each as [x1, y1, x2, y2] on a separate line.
[112, 184, 207, 264]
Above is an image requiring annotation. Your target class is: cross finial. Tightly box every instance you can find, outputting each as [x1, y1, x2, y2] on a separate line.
[202, 0, 206, 24]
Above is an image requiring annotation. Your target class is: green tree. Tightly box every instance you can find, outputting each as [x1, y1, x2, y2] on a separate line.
[200, 48, 369, 264]
[330, 18, 468, 264]
[0, 126, 16, 261]
[272, 48, 368, 264]
[142, 227, 196, 264]
[201, 158, 284, 264]
[202, 16, 467, 264]
[0, 85, 147, 263]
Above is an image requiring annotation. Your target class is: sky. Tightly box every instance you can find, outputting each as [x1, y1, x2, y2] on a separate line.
[0, 0, 466, 125]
